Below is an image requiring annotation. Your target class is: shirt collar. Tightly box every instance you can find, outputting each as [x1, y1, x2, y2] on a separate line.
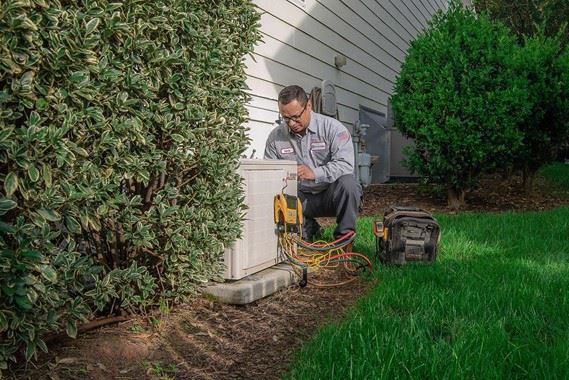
[306, 111, 317, 134]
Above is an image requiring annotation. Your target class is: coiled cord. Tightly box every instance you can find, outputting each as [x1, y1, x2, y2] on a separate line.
[278, 228, 372, 287]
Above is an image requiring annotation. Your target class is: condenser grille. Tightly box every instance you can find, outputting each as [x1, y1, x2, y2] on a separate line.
[223, 159, 297, 280]
[243, 169, 284, 269]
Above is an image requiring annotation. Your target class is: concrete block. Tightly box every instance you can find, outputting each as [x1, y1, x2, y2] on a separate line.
[204, 263, 299, 305]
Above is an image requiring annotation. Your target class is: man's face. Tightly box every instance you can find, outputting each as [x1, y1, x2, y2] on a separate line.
[279, 99, 312, 134]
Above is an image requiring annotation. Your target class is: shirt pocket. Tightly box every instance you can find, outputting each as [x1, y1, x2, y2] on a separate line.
[310, 141, 330, 164]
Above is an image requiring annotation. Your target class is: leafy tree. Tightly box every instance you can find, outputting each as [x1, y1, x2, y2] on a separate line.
[513, 34, 569, 191]
[474, 0, 569, 46]
[392, 2, 530, 209]
[556, 50, 569, 161]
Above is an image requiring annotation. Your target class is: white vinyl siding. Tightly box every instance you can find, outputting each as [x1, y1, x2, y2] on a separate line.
[245, 0, 447, 157]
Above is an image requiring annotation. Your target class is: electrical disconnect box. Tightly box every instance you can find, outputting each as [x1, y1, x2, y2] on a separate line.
[223, 159, 298, 280]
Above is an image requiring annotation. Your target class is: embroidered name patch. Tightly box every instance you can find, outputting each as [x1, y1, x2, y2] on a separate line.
[281, 147, 294, 154]
[311, 142, 326, 151]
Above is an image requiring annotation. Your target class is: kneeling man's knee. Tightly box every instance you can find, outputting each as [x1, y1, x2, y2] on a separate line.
[335, 175, 362, 196]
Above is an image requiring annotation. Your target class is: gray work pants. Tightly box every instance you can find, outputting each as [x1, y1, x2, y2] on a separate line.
[298, 174, 362, 238]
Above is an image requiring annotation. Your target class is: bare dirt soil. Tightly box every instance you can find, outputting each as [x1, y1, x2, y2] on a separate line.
[8, 174, 568, 380]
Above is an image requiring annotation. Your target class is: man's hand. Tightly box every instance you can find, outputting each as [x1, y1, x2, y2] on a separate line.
[298, 164, 315, 180]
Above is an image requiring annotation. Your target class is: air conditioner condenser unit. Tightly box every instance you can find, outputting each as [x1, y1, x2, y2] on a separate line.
[223, 159, 298, 280]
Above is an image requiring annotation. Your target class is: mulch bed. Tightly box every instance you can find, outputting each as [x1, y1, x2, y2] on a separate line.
[8, 174, 568, 380]
[361, 174, 569, 216]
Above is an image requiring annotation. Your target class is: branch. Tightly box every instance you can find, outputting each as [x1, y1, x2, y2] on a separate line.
[43, 316, 130, 343]
[142, 247, 164, 261]
[145, 176, 159, 203]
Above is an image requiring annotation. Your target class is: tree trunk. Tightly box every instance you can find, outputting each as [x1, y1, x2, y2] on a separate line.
[447, 187, 466, 211]
[501, 164, 514, 181]
[522, 165, 537, 194]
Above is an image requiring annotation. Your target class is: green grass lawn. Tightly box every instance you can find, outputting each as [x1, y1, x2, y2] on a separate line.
[286, 165, 569, 379]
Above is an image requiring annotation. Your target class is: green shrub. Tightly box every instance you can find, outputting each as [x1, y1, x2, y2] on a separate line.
[0, 0, 260, 369]
[514, 34, 569, 191]
[391, 2, 529, 209]
[554, 49, 569, 161]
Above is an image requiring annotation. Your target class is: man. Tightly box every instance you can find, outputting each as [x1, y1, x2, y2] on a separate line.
[264, 85, 362, 243]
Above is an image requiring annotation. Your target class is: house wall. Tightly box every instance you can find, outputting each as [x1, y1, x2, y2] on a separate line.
[245, 0, 448, 176]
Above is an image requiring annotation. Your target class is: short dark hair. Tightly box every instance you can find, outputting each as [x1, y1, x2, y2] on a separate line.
[278, 85, 308, 106]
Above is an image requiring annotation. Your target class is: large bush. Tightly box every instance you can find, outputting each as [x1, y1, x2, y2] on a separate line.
[556, 49, 569, 161]
[0, 0, 260, 369]
[391, 3, 529, 209]
[513, 34, 569, 191]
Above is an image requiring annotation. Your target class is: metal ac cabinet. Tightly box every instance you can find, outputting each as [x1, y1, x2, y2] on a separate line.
[223, 159, 298, 280]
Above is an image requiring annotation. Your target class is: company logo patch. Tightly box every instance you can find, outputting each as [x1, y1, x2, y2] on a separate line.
[337, 131, 349, 141]
[311, 142, 326, 151]
[281, 147, 294, 154]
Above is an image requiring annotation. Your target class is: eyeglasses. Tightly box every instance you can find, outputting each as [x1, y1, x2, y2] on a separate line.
[281, 102, 308, 124]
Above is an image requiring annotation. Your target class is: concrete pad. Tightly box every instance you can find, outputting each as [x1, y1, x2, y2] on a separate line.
[204, 263, 299, 305]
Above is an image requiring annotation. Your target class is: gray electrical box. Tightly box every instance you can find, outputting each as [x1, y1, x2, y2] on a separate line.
[320, 80, 337, 117]
[386, 99, 418, 179]
[359, 106, 390, 184]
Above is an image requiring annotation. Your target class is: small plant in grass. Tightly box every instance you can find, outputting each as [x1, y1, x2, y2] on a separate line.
[158, 299, 171, 316]
[144, 361, 178, 380]
[392, 2, 529, 209]
[129, 323, 145, 334]
[147, 299, 171, 330]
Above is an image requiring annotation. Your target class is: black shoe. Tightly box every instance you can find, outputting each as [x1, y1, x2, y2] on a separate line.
[303, 219, 322, 242]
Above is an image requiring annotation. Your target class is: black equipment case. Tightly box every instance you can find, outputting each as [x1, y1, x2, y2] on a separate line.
[373, 206, 440, 265]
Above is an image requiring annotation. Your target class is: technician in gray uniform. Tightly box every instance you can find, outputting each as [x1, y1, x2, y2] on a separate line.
[264, 85, 362, 241]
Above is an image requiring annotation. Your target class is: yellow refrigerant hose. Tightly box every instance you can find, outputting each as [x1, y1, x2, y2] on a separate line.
[278, 227, 372, 287]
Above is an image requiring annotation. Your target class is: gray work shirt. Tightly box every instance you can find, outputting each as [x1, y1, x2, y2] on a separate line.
[264, 111, 355, 193]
